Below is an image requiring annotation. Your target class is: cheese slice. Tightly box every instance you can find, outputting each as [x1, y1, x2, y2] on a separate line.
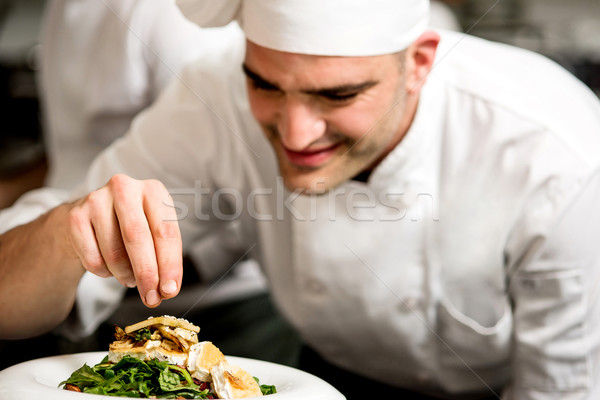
[108, 339, 188, 366]
[187, 341, 227, 382]
[210, 361, 263, 398]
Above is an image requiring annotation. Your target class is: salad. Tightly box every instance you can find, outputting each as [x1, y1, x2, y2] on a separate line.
[60, 316, 276, 399]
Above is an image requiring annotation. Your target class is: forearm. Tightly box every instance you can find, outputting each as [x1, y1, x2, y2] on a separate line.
[0, 203, 84, 339]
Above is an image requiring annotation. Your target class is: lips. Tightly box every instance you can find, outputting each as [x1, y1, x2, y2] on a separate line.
[282, 143, 342, 167]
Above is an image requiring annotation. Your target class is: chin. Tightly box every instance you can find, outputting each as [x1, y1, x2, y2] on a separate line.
[275, 150, 359, 194]
[279, 170, 343, 195]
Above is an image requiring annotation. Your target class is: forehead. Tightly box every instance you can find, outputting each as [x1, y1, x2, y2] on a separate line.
[243, 40, 398, 89]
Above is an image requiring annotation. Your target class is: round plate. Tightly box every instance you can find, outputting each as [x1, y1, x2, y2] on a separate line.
[0, 352, 345, 400]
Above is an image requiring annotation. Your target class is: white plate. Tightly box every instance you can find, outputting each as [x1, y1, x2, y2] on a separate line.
[0, 352, 346, 400]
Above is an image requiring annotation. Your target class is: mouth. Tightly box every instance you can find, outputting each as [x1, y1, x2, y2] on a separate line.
[282, 143, 342, 168]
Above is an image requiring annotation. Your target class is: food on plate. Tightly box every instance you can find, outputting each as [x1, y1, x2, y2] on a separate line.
[211, 362, 267, 399]
[60, 315, 276, 398]
[187, 341, 227, 382]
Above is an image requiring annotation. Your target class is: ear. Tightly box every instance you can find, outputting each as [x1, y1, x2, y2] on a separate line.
[405, 30, 441, 94]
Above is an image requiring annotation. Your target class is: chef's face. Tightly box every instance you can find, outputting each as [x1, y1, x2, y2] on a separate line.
[244, 41, 419, 193]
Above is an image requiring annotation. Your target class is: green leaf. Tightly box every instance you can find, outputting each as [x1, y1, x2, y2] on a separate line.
[104, 369, 116, 380]
[61, 354, 278, 398]
[167, 364, 194, 385]
[254, 376, 277, 395]
[59, 364, 105, 389]
[158, 366, 181, 391]
[157, 365, 209, 397]
[260, 384, 277, 395]
[132, 328, 152, 342]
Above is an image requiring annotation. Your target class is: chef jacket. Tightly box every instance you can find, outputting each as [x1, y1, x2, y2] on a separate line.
[9, 2, 265, 337]
[39, 0, 227, 189]
[7, 28, 600, 398]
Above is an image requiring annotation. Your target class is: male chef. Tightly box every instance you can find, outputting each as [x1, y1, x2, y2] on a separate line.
[1, 0, 600, 399]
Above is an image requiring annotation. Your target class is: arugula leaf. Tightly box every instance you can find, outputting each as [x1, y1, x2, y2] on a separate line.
[59, 364, 105, 389]
[62, 355, 276, 398]
[158, 366, 181, 390]
[158, 365, 210, 397]
[260, 384, 277, 395]
[166, 364, 195, 385]
[61, 356, 193, 398]
[254, 376, 277, 395]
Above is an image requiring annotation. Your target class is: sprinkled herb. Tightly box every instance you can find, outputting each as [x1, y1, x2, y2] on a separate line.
[132, 328, 152, 343]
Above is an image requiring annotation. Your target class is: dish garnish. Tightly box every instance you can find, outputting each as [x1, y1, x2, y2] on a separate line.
[59, 316, 276, 399]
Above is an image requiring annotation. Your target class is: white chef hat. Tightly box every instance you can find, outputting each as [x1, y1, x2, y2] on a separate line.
[176, 0, 430, 56]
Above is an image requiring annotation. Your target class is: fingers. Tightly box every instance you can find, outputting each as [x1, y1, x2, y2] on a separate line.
[110, 175, 182, 307]
[66, 174, 183, 309]
[143, 182, 182, 300]
[89, 190, 135, 288]
[67, 201, 111, 279]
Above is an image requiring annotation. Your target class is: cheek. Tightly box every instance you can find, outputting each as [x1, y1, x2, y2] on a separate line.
[344, 85, 405, 140]
[327, 101, 388, 142]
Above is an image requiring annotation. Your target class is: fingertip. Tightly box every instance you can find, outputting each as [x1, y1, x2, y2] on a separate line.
[144, 289, 161, 307]
[160, 280, 179, 299]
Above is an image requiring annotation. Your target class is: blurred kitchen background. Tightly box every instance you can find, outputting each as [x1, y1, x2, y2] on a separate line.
[0, 0, 599, 209]
[0, 0, 46, 209]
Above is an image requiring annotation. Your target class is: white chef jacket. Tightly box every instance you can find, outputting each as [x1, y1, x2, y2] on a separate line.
[39, 0, 238, 189]
[14, 1, 266, 337]
[11, 27, 600, 398]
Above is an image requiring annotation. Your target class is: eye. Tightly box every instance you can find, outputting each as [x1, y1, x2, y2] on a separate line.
[249, 79, 281, 93]
[321, 92, 359, 103]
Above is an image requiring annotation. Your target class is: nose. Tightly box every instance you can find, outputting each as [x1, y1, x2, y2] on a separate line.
[278, 97, 326, 151]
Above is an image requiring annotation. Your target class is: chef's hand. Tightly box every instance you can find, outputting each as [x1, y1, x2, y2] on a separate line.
[65, 174, 182, 307]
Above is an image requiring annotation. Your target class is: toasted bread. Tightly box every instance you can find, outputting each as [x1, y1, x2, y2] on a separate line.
[124, 315, 200, 334]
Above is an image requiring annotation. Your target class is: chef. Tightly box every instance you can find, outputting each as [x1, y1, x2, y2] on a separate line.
[1, 0, 600, 399]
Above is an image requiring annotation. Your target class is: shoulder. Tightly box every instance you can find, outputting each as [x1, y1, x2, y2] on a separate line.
[433, 30, 600, 170]
[429, 32, 600, 262]
[177, 25, 247, 108]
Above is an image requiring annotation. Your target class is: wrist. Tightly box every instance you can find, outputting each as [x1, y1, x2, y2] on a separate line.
[42, 202, 86, 275]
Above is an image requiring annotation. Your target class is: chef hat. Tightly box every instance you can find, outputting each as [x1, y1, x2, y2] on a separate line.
[176, 0, 429, 56]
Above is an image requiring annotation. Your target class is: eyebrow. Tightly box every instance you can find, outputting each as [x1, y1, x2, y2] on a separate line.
[242, 64, 280, 90]
[242, 63, 378, 97]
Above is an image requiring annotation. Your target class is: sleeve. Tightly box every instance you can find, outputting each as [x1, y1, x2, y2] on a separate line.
[53, 77, 237, 339]
[0, 188, 69, 234]
[504, 169, 600, 399]
[74, 62, 242, 250]
[137, 0, 203, 96]
[139, 0, 241, 100]
[60, 49, 256, 337]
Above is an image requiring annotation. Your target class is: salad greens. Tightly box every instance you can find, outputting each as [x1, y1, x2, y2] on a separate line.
[60, 355, 277, 398]
[254, 377, 277, 395]
[60, 355, 212, 398]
